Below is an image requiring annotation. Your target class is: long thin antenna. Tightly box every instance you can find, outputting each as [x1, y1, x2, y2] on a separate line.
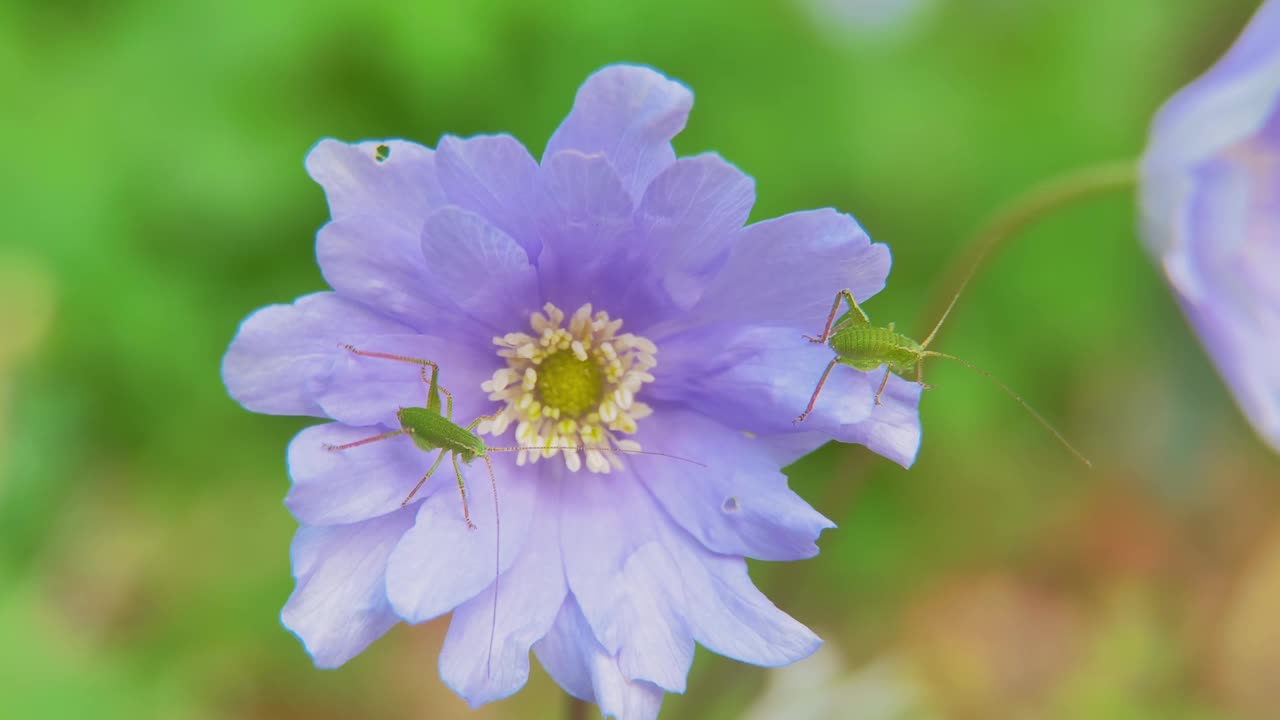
[919, 161, 1137, 350]
[486, 445, 707, 468]
[923, 351, 1092, 468]
[483, 455, 500, 680]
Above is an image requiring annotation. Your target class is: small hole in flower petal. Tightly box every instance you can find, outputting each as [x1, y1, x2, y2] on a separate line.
[722, 496, 740, 513]
[374, 144, 390, 163]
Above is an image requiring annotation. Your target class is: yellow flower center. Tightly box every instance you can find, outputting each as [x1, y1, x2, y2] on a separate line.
[478, 302, 656, 473]
[536, 350, 605, 419]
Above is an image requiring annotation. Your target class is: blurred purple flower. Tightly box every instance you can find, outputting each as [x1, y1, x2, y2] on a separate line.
[222, 64, 919, 718]
[1141, 1, 1280, 453]
[802, 0, 936, 39]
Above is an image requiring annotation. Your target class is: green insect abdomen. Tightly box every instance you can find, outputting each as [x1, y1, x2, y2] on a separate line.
[397, 407, 487, 460]
[829, 326, 921, 378]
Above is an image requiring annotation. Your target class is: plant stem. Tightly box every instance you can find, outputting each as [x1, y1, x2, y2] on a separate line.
[568, 696, 590, 720]
[916, 161, 1139, 346]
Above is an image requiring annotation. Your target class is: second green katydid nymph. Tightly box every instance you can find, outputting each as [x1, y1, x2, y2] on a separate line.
[794, 289, 1092, 468]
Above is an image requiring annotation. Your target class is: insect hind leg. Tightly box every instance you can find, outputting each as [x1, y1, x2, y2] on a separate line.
[417, 365, 454, 418]
[341, 344, 441, 370]
[452, 454, 476, 530]
[795, 358, 839, 424]
[342, 345, 449, 414]
[914, 356, 934, 391]
[401, 448, 449, 506]
[804, 289, 868, 344]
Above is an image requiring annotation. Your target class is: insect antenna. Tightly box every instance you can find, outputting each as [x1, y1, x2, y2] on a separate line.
[486, 445, 707, 468]
[919, 251, 985, 352]
[922, 351, 1092, 468]
[482, 454, 500, 680]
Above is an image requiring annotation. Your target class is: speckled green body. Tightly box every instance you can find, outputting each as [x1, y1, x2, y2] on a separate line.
[795, 291, 929, 424]
[829, 324, 921, 376]
[798, 290, 1091, 467]
[398, 406, 486, 461]
[828, 312, 922, 378]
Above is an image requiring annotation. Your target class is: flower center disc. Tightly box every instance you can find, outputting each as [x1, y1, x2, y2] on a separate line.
[479, 302, 657, 473]
[536, 351, 603, 419]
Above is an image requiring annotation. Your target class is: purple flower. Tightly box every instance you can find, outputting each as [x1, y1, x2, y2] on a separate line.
[222, 64, 920, 718]
[1141, 0, 1280, 453]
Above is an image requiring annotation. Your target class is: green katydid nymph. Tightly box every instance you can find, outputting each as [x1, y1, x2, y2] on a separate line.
[321, 345, 500, 528]
[322, 344, 703, 677]
[322, 345, 703, 523]
[793, 290, 1092, 468]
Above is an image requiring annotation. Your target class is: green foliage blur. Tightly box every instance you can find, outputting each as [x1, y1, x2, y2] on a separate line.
[2, 0, 1277, 718]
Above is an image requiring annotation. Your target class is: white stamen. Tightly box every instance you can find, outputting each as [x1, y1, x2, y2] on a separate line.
[480, 302, 658, 473]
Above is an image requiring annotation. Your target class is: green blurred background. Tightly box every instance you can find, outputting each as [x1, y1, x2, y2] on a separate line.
[3, 0, 1278, 717]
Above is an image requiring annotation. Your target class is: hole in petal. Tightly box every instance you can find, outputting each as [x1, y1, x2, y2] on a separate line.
[375, 144, 390, 163]
[722, 496, 740, 513]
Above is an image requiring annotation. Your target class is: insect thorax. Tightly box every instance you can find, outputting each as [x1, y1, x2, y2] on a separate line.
[830, 326, 922, 377]
[397, 406, 486, 459]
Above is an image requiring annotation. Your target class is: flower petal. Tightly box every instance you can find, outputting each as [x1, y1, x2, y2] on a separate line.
[305, 139, 447, 229]
[314, 333, 494, 430]
[561, 463, 821, 689]
[532, 597, 598, 702]
[544, 64, 693, 200]
[631, 408, 834, 561]
[653, 325, 922, 467]
[319, 208, 537, 342]
[636, 487, 824, 668]
[559, 470, 695, 692]
[663, 209, 891, 334]
[435, 134, 545, 258]
[1145, 0, 1280, 188]
[438, 476, 568, 707]
[285, 422, 441, 526]
[221, 292, 412, 417]
[280, 508, 416, 668]
[664, 536, 823, 668]
[419, 206, 539, 331]
[825, 374, 924, 468]
[1140, 1, 1280, 453]
[533, 597, 667, 720]
[1176, 155, 1280, 449]
[592, 653, 666, 720]
[654, 325, 877, 431]
[638, 152, 755, 279]
[385, 454, 537, 624]
[536, 150, 638, 314]
[316, 216, 443, 333]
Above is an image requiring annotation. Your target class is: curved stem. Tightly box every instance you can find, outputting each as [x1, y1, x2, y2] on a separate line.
[568, 696, 590, 720]
[916, 161, 1139, 346]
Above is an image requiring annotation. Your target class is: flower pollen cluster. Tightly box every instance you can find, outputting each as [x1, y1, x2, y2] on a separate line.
[480, 302, 656, 473]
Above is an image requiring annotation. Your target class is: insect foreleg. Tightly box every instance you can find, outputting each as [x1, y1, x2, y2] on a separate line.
[806, 289, 867, 344]
[794, 357, 840, 424]
[452, 454, 476, 529]
[401, 448, 449, 507]
[466, 412, 502, 432]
